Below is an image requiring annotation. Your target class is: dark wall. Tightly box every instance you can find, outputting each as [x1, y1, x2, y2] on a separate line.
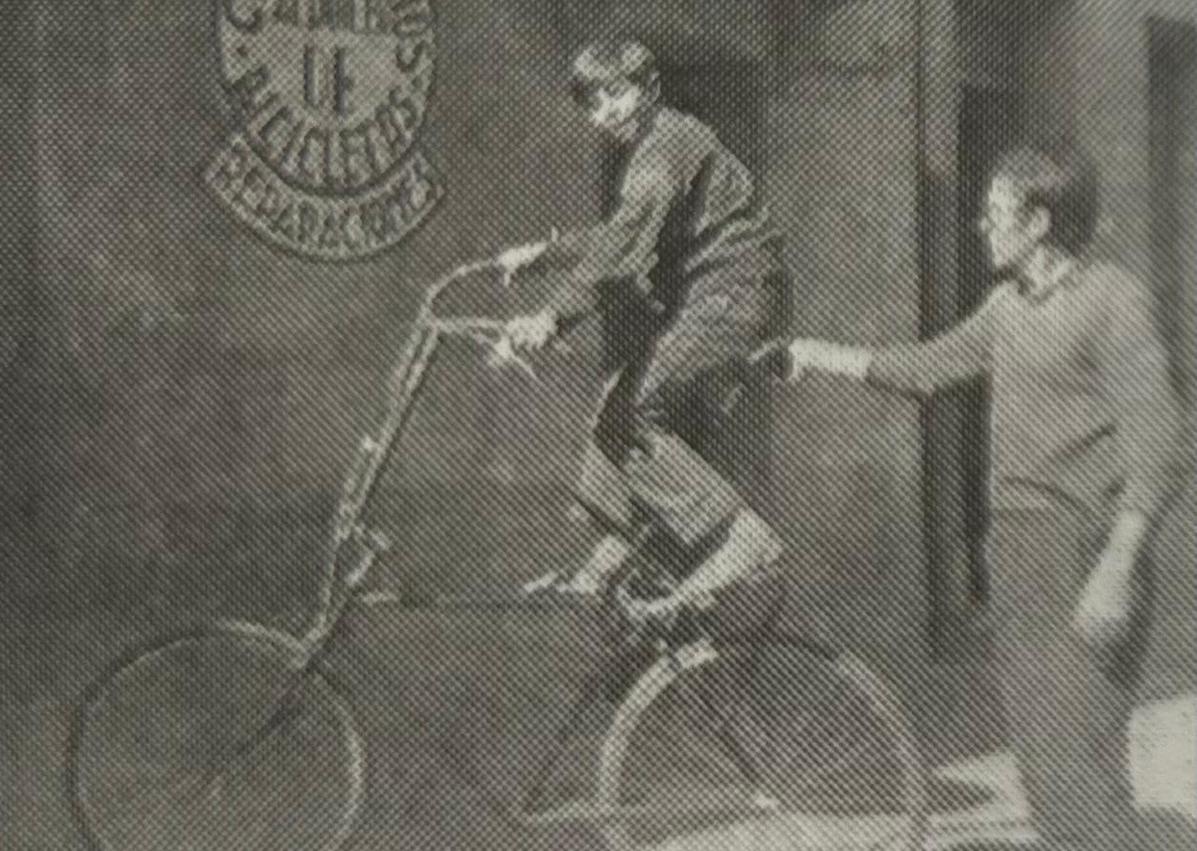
[14, 0, 932, 662]
[19, 0, 604, 613]
[764, 0, 926, 655]
[0, 1, 40, 544]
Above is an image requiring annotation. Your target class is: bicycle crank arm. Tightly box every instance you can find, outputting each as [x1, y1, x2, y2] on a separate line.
[515, 787, 781, 828]
[402, 589, 601, 613]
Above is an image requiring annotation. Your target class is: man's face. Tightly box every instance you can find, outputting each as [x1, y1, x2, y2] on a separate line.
[979, 177, 1039, 272]
[585, 78, 646, 142]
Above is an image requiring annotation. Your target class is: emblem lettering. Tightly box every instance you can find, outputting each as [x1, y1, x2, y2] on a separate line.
[208, 0, 443, 261]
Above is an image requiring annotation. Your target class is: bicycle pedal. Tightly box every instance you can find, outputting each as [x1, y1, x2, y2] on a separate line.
[751, 789, 781, 811]
[520, 570, 562, 595]
[301, 617, 329, 647]
[359, 590, 401, 606]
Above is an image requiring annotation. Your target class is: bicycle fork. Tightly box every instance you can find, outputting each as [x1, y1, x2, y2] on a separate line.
[195, 612, 357, 803]
[516, 671, 607, 821]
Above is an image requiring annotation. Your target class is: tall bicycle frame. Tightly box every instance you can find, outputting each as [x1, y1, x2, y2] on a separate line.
[66, 259, 927, 851]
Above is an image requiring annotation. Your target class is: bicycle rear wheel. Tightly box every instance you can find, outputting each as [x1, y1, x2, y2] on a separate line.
[596, 638, 925, 850]
[67, 622, 365, 851]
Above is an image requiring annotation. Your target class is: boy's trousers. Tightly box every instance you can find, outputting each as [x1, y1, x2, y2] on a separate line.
[577, 269, 778, 546]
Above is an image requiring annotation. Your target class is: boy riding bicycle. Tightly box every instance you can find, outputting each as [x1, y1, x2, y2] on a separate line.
[503, 40, 790, 634]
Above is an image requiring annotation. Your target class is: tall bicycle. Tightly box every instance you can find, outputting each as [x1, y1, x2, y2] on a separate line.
[66, 257, 926, 851]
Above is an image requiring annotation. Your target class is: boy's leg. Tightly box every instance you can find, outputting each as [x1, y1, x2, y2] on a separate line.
[578, 370, 639, 533]
[618, 284, 783, 568]
[528, 371, 641, 596]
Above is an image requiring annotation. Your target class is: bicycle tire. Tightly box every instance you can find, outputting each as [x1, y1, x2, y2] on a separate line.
[596, 637, 926, 850]
[66, 621, 366, 851]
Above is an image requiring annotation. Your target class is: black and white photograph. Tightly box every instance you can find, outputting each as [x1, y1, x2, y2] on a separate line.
[1, 2, 1194, 849]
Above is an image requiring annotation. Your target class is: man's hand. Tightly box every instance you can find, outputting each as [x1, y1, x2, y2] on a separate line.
[1073, 546, 1136, 649]
[1073, 511, 1149, 649]
[507, 309, 557, 352]
[749, 339, 874, 382]
[747, 339, 794, 381]
[789, 339, 874, 381]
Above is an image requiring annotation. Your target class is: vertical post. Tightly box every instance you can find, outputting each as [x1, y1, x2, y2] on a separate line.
[1148, 18, 1197, 408]
[915, 0, 966, 659]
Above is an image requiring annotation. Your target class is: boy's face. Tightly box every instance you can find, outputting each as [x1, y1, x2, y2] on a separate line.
[585, 78, 648, 142]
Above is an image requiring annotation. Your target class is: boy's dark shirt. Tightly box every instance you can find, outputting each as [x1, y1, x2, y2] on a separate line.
[544, 105, 782, 369]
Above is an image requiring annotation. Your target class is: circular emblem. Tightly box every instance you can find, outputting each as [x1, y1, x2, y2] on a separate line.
[207, 1, 444, 261]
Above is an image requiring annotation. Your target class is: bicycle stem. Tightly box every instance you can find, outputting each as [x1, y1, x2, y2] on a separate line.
[306, 326, 439, 650]
[305, 257, 512, 653]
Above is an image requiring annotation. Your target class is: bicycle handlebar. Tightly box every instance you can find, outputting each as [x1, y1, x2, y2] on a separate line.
[417, 230, 556, 321]
[411, 241, 575, 381]
[308, 243, 568, 646]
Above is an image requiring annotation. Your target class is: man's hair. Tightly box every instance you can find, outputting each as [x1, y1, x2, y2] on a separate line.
[569, 40, 658, 107]
[990, 138, 1100, 254]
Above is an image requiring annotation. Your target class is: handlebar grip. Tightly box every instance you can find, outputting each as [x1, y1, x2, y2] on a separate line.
[352, 524, 392, 553]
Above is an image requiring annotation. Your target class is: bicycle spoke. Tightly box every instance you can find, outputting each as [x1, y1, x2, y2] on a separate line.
[596, 643, 925, 851]
[70, 628, 364, 851]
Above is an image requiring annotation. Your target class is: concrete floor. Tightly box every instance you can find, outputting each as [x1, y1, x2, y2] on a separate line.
[1, 480, 1193, 849]
[927, 693, 1197, 848]
[2, 591, 1194, 851]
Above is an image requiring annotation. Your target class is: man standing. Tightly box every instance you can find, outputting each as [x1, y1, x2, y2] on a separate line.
[767, 139, 1189, 850]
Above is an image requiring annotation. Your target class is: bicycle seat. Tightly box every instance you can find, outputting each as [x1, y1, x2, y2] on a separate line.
[716, 342, 792, 416]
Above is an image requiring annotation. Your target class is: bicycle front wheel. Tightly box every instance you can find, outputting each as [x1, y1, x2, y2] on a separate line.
[67, 622, 365, 851]
[596, 637, 925, 851]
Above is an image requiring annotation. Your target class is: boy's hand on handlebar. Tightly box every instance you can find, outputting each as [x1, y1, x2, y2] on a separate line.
[497, 241, 548, 270]
[507, 309, 558, 352]
[496, 238, 553, 284]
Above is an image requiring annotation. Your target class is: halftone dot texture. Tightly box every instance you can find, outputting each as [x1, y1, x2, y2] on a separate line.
[3, 1, 1195, 850]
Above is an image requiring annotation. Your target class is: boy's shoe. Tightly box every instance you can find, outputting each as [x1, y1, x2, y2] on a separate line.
[685, 508, 782, 598]
[562, 534, 631, 595]
[525, 534, 632, 597]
